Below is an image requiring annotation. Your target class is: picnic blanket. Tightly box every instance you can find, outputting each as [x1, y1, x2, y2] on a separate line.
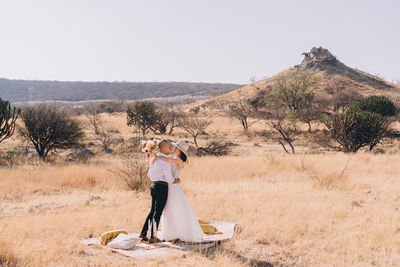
[80, 221, 237, 259]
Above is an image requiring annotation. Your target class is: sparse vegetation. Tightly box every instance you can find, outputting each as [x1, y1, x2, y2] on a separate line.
[320, 96, 397, 152]
[346, 95, 397, 117]
[268, 69, 318, 113]
[87, 113, 116, 152]
[126, 102, 159, 137]
[177, 114, 212, 149]
[325, 76, 361, 113]
[262, 105, 298, 154]
[196, 139, 235, 156]
[0, 147, 25, 166]
[2, 46, 400, 266]
[150, 105, 182, 135]
[228, 96, 259, 131]
[0, 241, 19, 267]
[190, 105, 200, 114]
[18, 105, 84, 159]
[112, 154, 150, 191]
[0, 98, 20, 144]
[322, 109, 389, 152]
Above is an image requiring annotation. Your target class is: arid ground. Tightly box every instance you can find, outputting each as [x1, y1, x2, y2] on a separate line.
[1, 111, 400, 266]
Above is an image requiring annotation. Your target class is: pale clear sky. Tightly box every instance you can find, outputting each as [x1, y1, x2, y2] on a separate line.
[0, 0, 399, 84]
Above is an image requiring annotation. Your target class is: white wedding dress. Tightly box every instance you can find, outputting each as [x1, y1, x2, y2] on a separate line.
[160, 163, 205, 242]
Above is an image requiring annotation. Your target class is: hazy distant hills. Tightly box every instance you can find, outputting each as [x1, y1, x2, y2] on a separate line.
[0, 79, 242, 103]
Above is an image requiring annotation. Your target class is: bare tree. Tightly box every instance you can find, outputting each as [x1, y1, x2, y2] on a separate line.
[96, 128, 115, 153]
[18, 105, 84, 159]
[177, 114, 212, 149]
[254, 86, 298, 154]
[228, 97, 260, 131]
[0, 98, 20, 143]
[261, 106, 297, 154]
[208, 98, 228, 111]
[86, 113, 116, 152]
[325, 76, 361, 113]
[166, 105, 183, 135]
[86, 113, 102, 135]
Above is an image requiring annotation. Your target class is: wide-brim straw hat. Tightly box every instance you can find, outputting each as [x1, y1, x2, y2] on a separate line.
[172, 140, 189, 157]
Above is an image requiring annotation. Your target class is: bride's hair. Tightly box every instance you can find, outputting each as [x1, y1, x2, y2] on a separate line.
[178, 150, 187, 162]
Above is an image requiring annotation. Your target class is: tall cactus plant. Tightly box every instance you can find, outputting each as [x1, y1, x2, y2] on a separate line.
[0, 98, 20, 143]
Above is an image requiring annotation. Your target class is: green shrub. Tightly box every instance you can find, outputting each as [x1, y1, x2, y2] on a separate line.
[323, 109, 388, 152]
[347, 95, 396, 117]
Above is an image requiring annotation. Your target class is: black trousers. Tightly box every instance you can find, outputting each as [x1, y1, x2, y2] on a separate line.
[140, 182, 168, 238]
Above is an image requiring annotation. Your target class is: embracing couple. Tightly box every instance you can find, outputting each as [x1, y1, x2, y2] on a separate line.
[139, 139, 204, 243]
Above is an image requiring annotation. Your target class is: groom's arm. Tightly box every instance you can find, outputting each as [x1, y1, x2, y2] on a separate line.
[160, 161, 175, 184]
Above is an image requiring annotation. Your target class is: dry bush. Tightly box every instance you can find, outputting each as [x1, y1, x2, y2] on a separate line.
[325, 75, 361, 113]
[177, 113, 212, 148]
[67, 147, 94, 163]
[0, 147, 25, 167]
[196, 139, 236, 156]
[227, 96, 260, 131]
[72, 100, 128, 115]
[86, 113, 118, 153]
[0, 241, 19, 267]
[112, 154, 150, 191]
[299, 156, 350, 189]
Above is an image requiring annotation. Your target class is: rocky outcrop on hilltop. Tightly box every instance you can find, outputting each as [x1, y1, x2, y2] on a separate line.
[195, 46, 400, 108]
[297, 46, 397, 92]
[300, 47, 340, 70]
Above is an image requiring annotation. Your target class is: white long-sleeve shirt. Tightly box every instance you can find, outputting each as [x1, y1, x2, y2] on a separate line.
[147, 152, 175, 184]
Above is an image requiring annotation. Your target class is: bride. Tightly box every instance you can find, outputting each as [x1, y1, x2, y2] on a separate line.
[152, 140, 204, 242]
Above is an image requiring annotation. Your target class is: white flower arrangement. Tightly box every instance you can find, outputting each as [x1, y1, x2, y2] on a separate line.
[141, 139, 160, 161]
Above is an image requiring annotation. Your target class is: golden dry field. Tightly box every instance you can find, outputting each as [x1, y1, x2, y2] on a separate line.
[1, 111, 400, 266]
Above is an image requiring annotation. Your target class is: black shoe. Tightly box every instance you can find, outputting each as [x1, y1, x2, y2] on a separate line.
[139, 235, 148, 242]
[149, 237, 162, 243]
[173, 238, 182, 244]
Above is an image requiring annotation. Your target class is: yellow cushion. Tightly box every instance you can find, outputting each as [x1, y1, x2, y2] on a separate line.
[198, 219, 209, 225]
[198, 219, 223, 235]
[100, 229, 128, 245]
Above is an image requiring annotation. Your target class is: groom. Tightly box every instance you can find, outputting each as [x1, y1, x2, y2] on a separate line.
[139, 140, 176, 243]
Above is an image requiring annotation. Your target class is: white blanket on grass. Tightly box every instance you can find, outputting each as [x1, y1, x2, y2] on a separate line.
[80, 221, 237, 259]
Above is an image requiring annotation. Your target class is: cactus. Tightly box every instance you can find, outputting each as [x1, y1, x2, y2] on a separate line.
[0, 98, 20, 143]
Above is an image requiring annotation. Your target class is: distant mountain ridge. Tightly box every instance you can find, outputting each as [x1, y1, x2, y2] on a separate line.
[0, 78, 242, 103]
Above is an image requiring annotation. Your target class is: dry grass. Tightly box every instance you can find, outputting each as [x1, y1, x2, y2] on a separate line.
[1, 112, 400, 266]
[1, 152, 400, 266]
[0, 241, 20, 266]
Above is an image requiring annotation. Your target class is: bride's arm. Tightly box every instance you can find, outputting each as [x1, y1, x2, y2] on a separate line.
[153, 155, 183, 167]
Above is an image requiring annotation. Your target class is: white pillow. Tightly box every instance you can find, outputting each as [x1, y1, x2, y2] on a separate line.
[107, 233, 139, 250]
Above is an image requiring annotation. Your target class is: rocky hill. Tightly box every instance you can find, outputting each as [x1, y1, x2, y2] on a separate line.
[203, 47, 400, 105]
